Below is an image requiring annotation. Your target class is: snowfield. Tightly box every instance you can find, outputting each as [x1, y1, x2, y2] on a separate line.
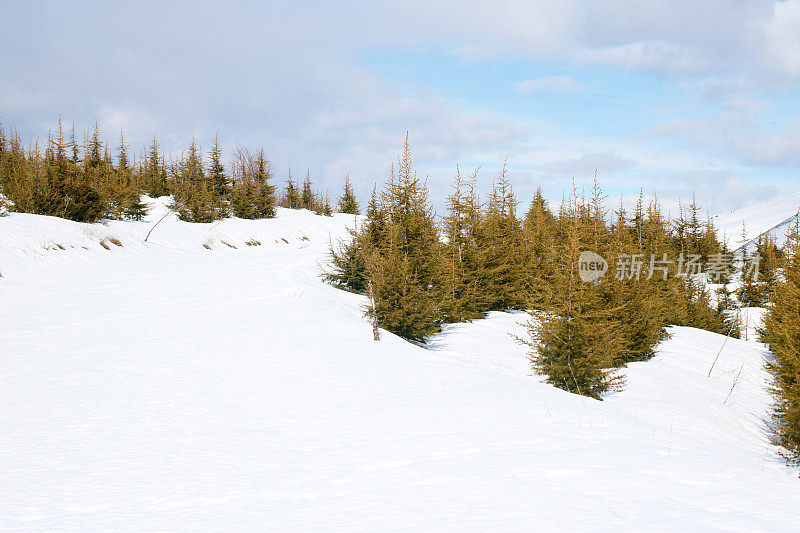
[1, 198, 799, 531]
[715, 191, 800, 249]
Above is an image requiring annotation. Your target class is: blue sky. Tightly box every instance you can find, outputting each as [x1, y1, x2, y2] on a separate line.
[2, 0, 800, 214]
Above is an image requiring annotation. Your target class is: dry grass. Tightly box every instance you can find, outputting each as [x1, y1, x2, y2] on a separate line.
[245, 238, 261, 246]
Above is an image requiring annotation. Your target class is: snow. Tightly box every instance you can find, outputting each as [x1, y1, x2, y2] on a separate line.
[1, 197, 799, 531]
[714, 191, 800, 249]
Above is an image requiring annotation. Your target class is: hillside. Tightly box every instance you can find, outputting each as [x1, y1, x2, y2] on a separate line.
[1, 199, 799, 531]
[715, 191, 800, 249]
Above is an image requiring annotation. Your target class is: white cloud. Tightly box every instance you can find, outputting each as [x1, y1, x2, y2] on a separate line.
[580, 41, 706, 72]
[762, 0, 800, 78]
[513, 76, 583, 95]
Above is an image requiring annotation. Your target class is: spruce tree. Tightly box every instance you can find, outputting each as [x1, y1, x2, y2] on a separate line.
[173, 139, 217, 223]
[207, 134, 229, 216]
[301, 169, 314, 210]
[476, 159, 525, 310]
[442, 166, 485, 321]
[365, 136, 445, 340]
[337, 174, 360, 214]
[522, 186, 557, 307]
[284, 168, 300, 209]
[252, 149, 276, 218]
[143, 134, 169, 198]
[524, 183, 625, 398]
[761, 215, 800, 465]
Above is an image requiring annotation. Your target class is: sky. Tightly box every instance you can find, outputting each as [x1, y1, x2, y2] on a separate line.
[2, 0, 800, 214]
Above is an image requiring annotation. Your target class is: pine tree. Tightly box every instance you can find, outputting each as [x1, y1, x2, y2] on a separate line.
[207, 134, 229, 216]
[522, 186, 557, 307]
[325, 184, 382, 294]
[365, 135, 445, 340]
[143, 134, 169, 198]
[337, 173, 360, 214]
[761, 215, 800, 464]
[207, 133, 228, 197]
[173, 139, 217, 223]
[301, 169, 315, 210]
[116, 129, 148, 220]
[442, 165, 485, 321]
[476, 158, 525, 310]
[284, 168, 300, 209]
[252, 149, 276, 218]
[524, 182, 625, 398]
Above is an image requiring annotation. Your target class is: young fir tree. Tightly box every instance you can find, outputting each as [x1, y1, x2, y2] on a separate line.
[55, 119, 104, 222]
[143, 134, 169, 198]
[522, 186, 557, 308]
[442, 165, 485, 322]
[337, 174, 360, 214]
[252, 149, 276, 218]
[607, 196, 668, 364]
[301, 169, 315, 210]
[284, 168, 300, 209]
[207, 134, 229, 216]
[524, 182, 626, 398]
[476, 159, 525, 310]
[324, 184, 383, 294]
[365, 136, 446, 341]
[173, 139, 217, 223]
[116, 130, 148, 220]
[761, 215, 800, 465]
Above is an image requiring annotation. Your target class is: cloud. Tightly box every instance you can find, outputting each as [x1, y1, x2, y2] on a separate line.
[646, 98, 800, 167]
[762, 0, 800, 79]
[580, 41, 706, 72]
[513, 76, 583, 95]
[2, 0, 799, 213]
[538, 152, 637, 175]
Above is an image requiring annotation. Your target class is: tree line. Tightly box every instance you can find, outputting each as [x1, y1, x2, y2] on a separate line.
[0, 118, 362, 224]
[325, 136, 799, 466]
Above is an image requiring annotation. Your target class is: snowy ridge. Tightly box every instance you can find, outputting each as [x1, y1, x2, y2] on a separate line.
[714, 191, 800, 249]
[1, 203, 799, 530]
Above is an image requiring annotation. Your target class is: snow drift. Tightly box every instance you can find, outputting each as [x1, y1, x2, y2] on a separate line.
[1, 197, 799, 531]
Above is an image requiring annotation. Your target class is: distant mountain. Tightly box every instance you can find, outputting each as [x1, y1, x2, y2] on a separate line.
[714, 192, 800, 250]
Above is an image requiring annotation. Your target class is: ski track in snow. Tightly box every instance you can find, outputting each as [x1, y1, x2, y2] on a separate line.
[1, 197, 799, 531]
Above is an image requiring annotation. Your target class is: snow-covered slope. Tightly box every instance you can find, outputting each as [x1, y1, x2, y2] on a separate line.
[1, 201, 799, 531]
[714, 191, 800, 249]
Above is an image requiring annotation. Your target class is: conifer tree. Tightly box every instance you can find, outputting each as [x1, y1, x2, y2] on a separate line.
[207, 133, 228, 197]
[524, 182, 625, 398]
[173, 139, 217, 223]
[284, 168, 300, 209]
[325, 184, 382, 294]
[143, 134, 169, 198]
[365, 135, 445, 340]
[301, 169, 315, 210]
[442, 165, 485, 321]
[252, 149, 276, 218]
[476, 158, 525, 310]
[522, 186, 557, 307]
[337, 174, 360, 214]
[116, 129, 148, 220]
[761, 214, 800, 465]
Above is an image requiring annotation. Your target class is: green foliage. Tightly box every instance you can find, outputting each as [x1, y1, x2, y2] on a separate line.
[301, 169, 315, 210]
[442, 166, 485, 322]
[337, 174, 360, 214]
[365, 136, 446, 341]
[283, 168, 301, 209]
[761, 215, 800, 465]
